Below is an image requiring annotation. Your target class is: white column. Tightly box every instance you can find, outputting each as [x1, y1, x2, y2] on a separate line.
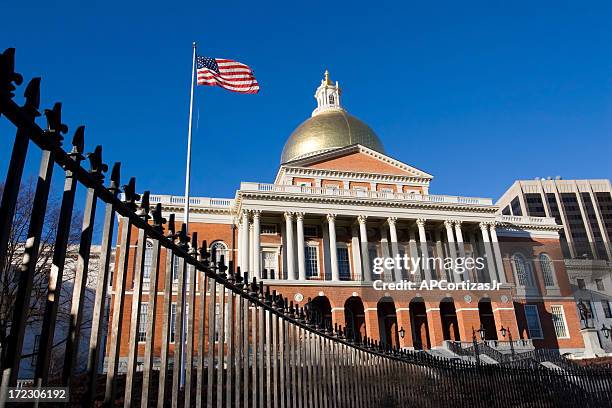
[249, 223, 254, 274]
[236, 221, 242, 270]
[387, 217, 400, 281]
[434, 230, 444, 280]
[416, 219, 432, 281]
[480, 222, 497, 283]
[454, 220, 466, 282]
[408, 229, 420, 281]
[284, 212, 296, 280]
[488, 223, 506, 284]
[240, 210, 249, 275]
[327, 214, 339, 281]
[358, 215, 372, 282]
[380, 224, 392, 282]
[252, 210, 261, 280]
[351, 224, 363, 281]
[444, 220, 457, 282]
[296, 212, 306, 281]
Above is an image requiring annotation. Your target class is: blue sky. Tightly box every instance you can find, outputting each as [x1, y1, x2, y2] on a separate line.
[2, 1, 611, 203]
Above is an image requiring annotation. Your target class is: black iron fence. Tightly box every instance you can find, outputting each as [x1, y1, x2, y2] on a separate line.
[1, 47, 612, 408]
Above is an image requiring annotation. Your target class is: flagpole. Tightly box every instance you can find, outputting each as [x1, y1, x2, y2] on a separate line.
[184, 41, 197, 231]
[181, 40, 197, 390]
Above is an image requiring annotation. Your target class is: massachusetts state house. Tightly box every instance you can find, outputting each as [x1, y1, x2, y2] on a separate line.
[111, 72, 584, 361]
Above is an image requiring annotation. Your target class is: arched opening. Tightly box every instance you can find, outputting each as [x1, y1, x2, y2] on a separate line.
[377, 297, 399, 348]
[440, 298, 460, 341]
[409, 298, 430, 350]
[478, 298, 498, 340]
[344, 296, 366, 342]
[308, 296, 332, 329]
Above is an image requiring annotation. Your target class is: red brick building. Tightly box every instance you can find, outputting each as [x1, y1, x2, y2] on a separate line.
[108, 72, 585, 366]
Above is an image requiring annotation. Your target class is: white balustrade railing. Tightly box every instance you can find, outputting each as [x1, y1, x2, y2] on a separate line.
[497, 215, 558, 226]
[240, 182, 493, 205]
[148, 194, 234, 208]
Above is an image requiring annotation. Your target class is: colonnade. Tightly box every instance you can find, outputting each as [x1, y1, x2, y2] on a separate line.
[236, 209, 507, 284]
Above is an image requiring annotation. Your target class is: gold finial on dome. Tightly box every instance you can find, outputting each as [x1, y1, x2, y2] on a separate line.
[324, 69, 331, 85]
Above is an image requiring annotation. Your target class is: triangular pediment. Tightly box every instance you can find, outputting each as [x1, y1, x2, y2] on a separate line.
[280, 144, 433, 179]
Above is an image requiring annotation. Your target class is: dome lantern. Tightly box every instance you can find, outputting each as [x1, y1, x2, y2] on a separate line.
[313, 70, 342, 116]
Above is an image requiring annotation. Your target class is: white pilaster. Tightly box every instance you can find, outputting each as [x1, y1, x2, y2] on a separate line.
[252, 210, 261, 279]
[284, 212, 296, 280]
[358, 215, 372, 282]
[351, 224, 363, 281]
[327, 214, 339, 282]
[296, 212, 306, 281]
[488, 223, 506, 284]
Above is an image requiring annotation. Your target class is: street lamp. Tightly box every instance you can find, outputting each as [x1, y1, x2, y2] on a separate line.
[499, 325, 515, 359]
[601, 324, 611, 339]
[478, 324, 486, 341]
[398, 326, 406, 339]
[471, 327, 480, 365]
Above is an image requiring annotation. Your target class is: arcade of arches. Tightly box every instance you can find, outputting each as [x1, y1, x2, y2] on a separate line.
[304, 293, 518, 349]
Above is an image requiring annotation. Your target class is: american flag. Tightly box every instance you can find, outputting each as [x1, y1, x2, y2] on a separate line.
[196, 55, 259, 94]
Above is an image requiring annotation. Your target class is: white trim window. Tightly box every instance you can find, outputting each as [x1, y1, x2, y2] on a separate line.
[210, 241, 229, 267]
[172, 254, 180, 283]
[512, 253, 533, 287]
[337, 245, 351, 280]
[262, 249, 279, 279]
[539, 253, 555, 287]
[169, 303, 177, 342]
[524, 305, 544, 339]
[551, 305, 569, 339]
[143, 240, 153, 281]
[305, 244, 319, 278]
[138, 303, 148, 342]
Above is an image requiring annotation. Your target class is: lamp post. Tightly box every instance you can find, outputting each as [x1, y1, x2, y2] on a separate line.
[472, 327, 480, 365]
[478, 324, 486, 341]
[499, 325, 515, 359]
[398, 326, 406, 339]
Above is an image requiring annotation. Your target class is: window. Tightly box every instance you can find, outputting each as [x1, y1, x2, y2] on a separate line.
[577, 278, 586, 290]
[304, 225, 318, 237]
[353, 186, 368, 192]
[170, 303, 177, 342]
[524, 305, 543, 339]
[329, 94, 335, 104]
[305, 245, 319, 278]
[539, 254, 555, 287]
[551, 305, 569, 338]
[172, 254, 180, 282]
[379, 187, 394, 193]
[596, 279, 605, 291]
[337, 247, 350, 280]
[138, 303, 148, 342]
[325, 183, 340, 190]
[297, 181, 311, 187]
[262, 250, 278, 279]
[261, 224, 277, 235]
[512, 254, 532, 286]
[210, 241, 229, 267]
[602, 300, 612, 318]
[143, 240, 153, 281]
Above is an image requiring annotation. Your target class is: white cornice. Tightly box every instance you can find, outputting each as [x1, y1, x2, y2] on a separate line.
[281, 166, 430, 185]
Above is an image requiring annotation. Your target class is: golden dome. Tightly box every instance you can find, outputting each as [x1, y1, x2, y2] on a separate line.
[281, 109, 385, 163]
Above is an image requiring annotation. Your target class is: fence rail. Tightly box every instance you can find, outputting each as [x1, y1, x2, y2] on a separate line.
[1, 48, 612, 407]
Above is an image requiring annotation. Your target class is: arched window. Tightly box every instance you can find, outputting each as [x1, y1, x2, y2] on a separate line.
[210, 241, 229, 267]
[539, 253, 555, 287]
[143, 240, 153, 280]
[512, 253, 531, 286]
[328, 94, 335, 104]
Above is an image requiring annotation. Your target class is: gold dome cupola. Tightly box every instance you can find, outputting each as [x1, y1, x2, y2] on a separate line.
[280, 71, 385, 163]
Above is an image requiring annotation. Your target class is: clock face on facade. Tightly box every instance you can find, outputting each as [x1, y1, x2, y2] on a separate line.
[294, 293, 304, 303]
